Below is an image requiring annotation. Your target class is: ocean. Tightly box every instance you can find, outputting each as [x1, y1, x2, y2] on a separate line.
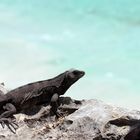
[0, 0, 140, 109]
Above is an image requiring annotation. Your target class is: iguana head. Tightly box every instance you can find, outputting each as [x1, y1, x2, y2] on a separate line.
[65, 69, 85, 84]
[54, 69, 85, 95]
[65, 69, 85, 85]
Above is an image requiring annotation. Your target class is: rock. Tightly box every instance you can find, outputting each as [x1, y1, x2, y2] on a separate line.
[0, 82, 139, 140]
[0, 97, 140, 140]
[60, 99, 140, 140]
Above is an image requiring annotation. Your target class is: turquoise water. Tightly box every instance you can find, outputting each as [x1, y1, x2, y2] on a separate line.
[0, 0, 140, 109]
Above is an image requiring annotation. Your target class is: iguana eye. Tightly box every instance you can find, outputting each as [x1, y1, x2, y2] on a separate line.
[73, 71, 79, 75]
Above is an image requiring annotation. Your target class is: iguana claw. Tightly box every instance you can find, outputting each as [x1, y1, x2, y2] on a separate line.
[0, 118, 18, 133]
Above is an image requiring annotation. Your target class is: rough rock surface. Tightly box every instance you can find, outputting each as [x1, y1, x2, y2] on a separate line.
[0, 97, 139, 140]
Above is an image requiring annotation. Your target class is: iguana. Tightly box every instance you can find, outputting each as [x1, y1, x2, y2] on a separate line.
[0, 69, 85, 133]
[109, 117, 140, 140]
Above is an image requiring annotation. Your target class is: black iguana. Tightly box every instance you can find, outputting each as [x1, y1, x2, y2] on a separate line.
[109, 117, 140, 140]
[0, 69, 85, 133]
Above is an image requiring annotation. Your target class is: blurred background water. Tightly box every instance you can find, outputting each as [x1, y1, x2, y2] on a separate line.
[0, 0, 140, 109]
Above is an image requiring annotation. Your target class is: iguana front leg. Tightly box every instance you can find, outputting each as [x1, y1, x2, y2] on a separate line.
[50, 93, 60, 117]
[0, 103, 18, 133]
